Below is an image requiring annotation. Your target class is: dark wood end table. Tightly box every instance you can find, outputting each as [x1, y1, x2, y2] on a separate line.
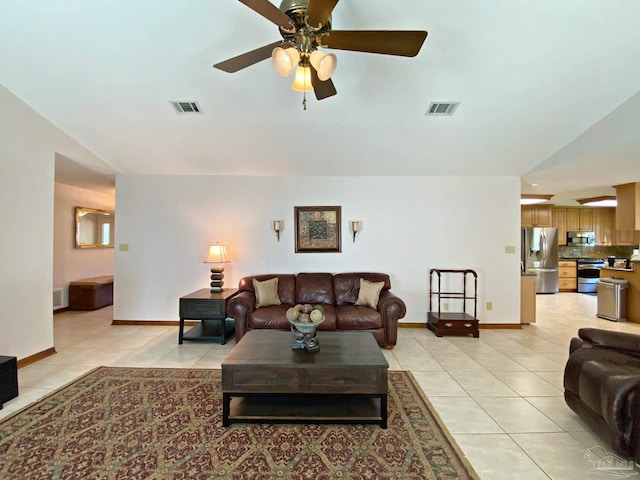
[178, 288, 238, 345]
[221, 330, 389, 428]
[0, 355, 18, 409]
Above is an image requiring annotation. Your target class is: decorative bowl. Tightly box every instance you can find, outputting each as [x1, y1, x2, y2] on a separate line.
[288, 316, 325, 352]
[287, 316, 325, 334]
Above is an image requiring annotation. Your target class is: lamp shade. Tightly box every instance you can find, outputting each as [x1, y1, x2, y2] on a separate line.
[291, 65, 313, 92]
[272, 47, 300, 77]
[310, 50, 337, 81]
[204, 244, 230, 264]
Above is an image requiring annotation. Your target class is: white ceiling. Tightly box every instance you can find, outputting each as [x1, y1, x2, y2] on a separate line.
[2, 1, 640, 204]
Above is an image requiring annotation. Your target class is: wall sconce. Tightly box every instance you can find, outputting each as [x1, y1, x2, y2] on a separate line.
[273, 220, 283, 241]
[204, 243, 230, 293]
[351, 221, 361, 242]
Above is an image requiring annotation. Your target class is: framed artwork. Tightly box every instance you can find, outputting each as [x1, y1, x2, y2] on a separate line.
[294, 206, 341, 253]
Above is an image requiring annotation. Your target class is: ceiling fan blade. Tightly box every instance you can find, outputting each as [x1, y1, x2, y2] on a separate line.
[213, 41, 288, 73]
[319, 30, 428, 57]
[306, 0, 339, 28]
[310, 64, 337, 100]
[238, 0, 294, 29]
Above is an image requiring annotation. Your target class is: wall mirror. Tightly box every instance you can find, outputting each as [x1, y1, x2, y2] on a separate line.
[75, 206, 115, 248]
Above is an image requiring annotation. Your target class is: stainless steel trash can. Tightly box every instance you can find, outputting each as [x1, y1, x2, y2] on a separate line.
[596, 278, 629, 322]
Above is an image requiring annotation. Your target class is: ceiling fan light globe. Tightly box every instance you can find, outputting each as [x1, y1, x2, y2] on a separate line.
[309, 50, 325, 70]
[284, 47, 300, 66]
[272, 47, 295, 77]
[317, 53, 337, 81]
[291, 66, 313, 92]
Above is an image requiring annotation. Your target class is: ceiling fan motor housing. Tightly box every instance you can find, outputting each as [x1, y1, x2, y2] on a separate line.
[278, 0, 332, 45]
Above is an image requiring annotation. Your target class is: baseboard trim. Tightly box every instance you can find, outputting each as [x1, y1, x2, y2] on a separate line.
[480, 323, 522, 329]
[400, 322, 522, 330]
[112, 319, 197, 327]
[17, 347, 57, 368]
[54, 307, 70, 315]
[478, 323, 522, 330]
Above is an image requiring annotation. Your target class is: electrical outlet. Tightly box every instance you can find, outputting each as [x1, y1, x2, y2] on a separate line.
[119, 243, 129, 252]
[505, 246, 516, 254]
[486, 302, 493, 311]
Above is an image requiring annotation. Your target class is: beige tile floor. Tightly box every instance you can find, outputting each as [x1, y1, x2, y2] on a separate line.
[3, 292, 640, 479]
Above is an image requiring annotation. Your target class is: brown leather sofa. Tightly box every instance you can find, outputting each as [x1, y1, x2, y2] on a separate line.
[227, 272, 406, 348]
[564, 328, 640, 462]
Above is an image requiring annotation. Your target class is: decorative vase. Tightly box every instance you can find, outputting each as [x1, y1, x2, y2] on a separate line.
[288, 316, 325, 352]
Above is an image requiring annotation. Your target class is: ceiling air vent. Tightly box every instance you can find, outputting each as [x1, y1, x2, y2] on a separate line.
[426, 102, 460, 116]
[170, 101, 202, 114]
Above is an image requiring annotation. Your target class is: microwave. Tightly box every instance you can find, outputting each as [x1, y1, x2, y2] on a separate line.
[567, 231, 595, 246]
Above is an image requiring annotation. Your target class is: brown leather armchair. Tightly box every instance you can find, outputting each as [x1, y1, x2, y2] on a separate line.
[564, 328, 640, 462]
[227, 272, 406, 348]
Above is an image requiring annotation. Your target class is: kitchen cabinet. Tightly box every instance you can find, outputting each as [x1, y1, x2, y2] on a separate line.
[558, 260, 577, 292]
[552, 208, 567, 245]
[520, 274, 536, 324]
[593, 207, 615, 245]
[521, 205, 553, 227]
[614, 183, 640, 231]
[615, 229, 640, 246]
[566, 208, 593, 231]
[588, 205, 639, 246]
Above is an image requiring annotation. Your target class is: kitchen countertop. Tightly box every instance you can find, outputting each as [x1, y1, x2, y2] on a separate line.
[602, 266, 634, 272]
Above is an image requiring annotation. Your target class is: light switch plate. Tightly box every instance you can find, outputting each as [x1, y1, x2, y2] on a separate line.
[118, 243, 129, 252]
[505, 246, 516, 254]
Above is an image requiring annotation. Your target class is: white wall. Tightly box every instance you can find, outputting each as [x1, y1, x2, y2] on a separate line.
[53, 183, 115, 308]
[0, 85, 107, 360]
[115, 175, 521, 325]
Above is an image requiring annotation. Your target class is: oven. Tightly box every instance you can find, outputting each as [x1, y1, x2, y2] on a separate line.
[577, 258, 604, 293]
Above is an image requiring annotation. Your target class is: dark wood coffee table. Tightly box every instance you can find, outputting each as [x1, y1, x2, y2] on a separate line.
[221, 330, 389, 428]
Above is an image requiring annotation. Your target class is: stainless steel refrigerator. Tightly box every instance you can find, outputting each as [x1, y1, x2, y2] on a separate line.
[521, 227, 559, 294]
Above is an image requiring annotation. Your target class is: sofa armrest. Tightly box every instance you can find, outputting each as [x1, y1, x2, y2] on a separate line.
[377, 290, 406, 347]
[227, 291, 256, 343]
[578, 328, 640, 356]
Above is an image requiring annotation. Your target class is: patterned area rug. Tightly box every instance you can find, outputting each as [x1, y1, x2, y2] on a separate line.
[0, 367, 478, 479]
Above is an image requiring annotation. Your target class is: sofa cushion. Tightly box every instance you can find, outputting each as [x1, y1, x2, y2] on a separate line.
[249, 305, 291, 330]
[249, 304, 338, 331]
[334, 273, 390, 305]
[296, 273, 335, 305]
[253, 277, 281, 308]
[315, 304, 337, 330]
[336, 305, 382, 330]
[355, 278, 385, 309]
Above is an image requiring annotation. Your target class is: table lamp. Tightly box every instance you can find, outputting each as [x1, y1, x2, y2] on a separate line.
[204, 243, 230, 292]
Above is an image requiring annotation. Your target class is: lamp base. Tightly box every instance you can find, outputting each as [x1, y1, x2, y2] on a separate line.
[210, 266, 224, 293]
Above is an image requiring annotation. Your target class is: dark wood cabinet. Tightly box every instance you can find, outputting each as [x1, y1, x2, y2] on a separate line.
[179, 288, 238, 345]
[427, 269, 479, 337]
[0, 356, 18, 408]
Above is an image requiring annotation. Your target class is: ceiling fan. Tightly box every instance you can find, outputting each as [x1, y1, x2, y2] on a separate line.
[213, 0, 428, 107]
